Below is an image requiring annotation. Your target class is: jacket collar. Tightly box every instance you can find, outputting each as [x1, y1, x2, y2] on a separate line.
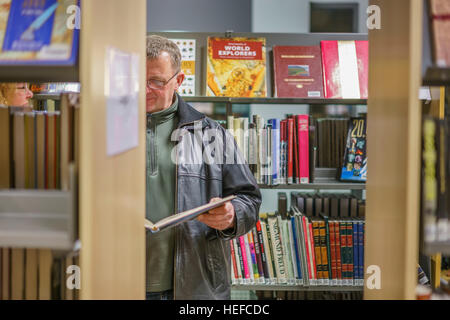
[176, 93, 205, 127]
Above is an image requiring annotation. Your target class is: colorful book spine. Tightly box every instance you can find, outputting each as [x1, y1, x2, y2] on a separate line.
[308, 221, 318, 285]
[261, 218, 276, 284]
[243, 232, 255, 283]
[353, 221, 359, 285]
[290, 216, 304, 285]
[334, 221, 342, 285]
[296, 115, 309, 184]
[252, 227, 266, 283]
[247, 230, 261, 282]
[329, 220, 337, 285]
[319, 220, 330, 284]
[238, 235, 251, 283]
[312, 221, 323, 283]
[346, 221, 354, 285]
[268, 214, 287, 284]
[287, 118, 294, 184]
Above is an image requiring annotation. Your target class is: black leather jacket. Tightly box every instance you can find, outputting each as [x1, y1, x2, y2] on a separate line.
[172, 95, 261, 299]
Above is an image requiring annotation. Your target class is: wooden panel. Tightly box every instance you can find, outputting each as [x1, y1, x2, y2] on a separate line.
[79, 0, 146, 299]
[365, 0, 423, 299]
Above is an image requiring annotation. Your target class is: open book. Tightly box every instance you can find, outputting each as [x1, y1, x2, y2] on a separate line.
[144, 195, 237, 233]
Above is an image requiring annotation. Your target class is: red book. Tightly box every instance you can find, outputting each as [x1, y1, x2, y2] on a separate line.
[334, 221, 342, 281]
[329, 220, 337, 281]
[347, 222, 354, 280]
[296, 115, 309, 184]
[340, 221, 347, 282]
[229, 240, 239, 282]
[287, 118, 294, 184]
[321, 40, 368, 99]
[273, 45, 324, 98]
[238, 236, 251, 281]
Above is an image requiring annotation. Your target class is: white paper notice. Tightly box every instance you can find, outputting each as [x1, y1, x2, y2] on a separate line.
[105, 47, 139, 157]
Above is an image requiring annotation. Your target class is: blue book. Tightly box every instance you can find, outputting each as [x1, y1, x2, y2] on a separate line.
[353, 221, 359, 282]
[358, 221, 364, 284]
[1, 0, 79, 65]
[268, 119, 280, 185]
[290, 216, 303, 282]
[340, 118, 367, 182]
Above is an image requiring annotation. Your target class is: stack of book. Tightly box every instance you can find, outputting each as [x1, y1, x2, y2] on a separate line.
[230, 192, 365, 287]
[0, 93, 80, 300]
[227, 115, 367, 185]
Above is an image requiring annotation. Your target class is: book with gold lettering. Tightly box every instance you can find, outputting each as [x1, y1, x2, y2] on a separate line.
[273, 45, 324, 98]
[144, 195, 236, 233]
[206, 36, 266, 97]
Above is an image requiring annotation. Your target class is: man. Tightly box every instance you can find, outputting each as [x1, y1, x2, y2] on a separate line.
[145, 35, 261, 300]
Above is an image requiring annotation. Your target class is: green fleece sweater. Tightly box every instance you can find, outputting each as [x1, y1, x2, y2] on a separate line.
[145, 96, 178, 292]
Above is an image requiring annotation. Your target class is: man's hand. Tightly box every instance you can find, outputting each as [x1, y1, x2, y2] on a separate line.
[197, 197, 236, 231]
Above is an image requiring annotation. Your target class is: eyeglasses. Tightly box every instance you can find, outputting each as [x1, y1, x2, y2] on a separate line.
[16, 84, 29, 91]
[146, 70, 179, 89]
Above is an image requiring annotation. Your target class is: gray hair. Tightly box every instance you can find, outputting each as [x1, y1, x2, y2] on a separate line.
[146, 35, 181, 72]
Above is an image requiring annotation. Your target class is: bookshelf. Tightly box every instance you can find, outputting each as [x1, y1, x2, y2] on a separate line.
[150, 31, 368, 294]
[0, 0, 147, 300]
[232, 284, 363, 292]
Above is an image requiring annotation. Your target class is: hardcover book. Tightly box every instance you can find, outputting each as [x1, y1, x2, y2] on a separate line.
[321, 40, 368, 99]
[340, 117, 367, 182]
[273, 45, 324, 98]
[206, 36, 267, 97]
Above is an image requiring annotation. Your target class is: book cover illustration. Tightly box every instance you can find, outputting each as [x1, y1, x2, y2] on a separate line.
[273, 45, 324, 98]
[321, 40, 368, 99]
[169, 38, 196, 96]
[206, 36, 266, 97]
[0, 0, 79, 65]
[340, 117, 367, 182]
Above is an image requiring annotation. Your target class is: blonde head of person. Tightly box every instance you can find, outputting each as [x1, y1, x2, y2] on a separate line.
[0, 82, 34, 108]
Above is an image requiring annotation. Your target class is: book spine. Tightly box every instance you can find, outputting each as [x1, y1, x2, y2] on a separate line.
[347, 221, 354, 285]
[359, 221, 364, 286]
[320, 220, 330, 285]
[247, 231, 260, 282]
[329, 220, 337, 285]
[340, 221, 347, 285]
[293, 116, 299, 184]
[287, 218, 300, 285]
[290, 216, 303, 285]
[280, 120, 287, 184]
[302, 216, 313, 284]
[312, 221, 323, 284]
[230, 239, 239, 284]
[229, 240, 238, 284]
[353, 221, 359, 285]
[238, 236, 250, 283]
[243, 232, 255, 283]
[270, 119, 280, 185]
[287, 118, 294, 184]
[264, 218, 277, 284]
[334, 221, 342, 285]
[261, 219, 276, 284]
[232, 238, 243, 284]
[280, 217, 295, 285]
[308, 221, 318, 285]
[268, 214, 287, 284]
[252, 227, 265, 283]
[297, 115, 309, 183]
[297, 214, 310, 286]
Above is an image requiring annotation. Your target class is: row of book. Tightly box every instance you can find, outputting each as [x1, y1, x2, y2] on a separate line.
[184, 36, 370, 99]
[421, 117, 450, 244]
[0, 93, 80, 300]
[230, 211, 365, 287]
[227, 114, 367, 184]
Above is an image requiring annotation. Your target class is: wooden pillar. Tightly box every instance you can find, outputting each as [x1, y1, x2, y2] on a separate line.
[79, 0, 147, 299]
[365, 0, 423, 299]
